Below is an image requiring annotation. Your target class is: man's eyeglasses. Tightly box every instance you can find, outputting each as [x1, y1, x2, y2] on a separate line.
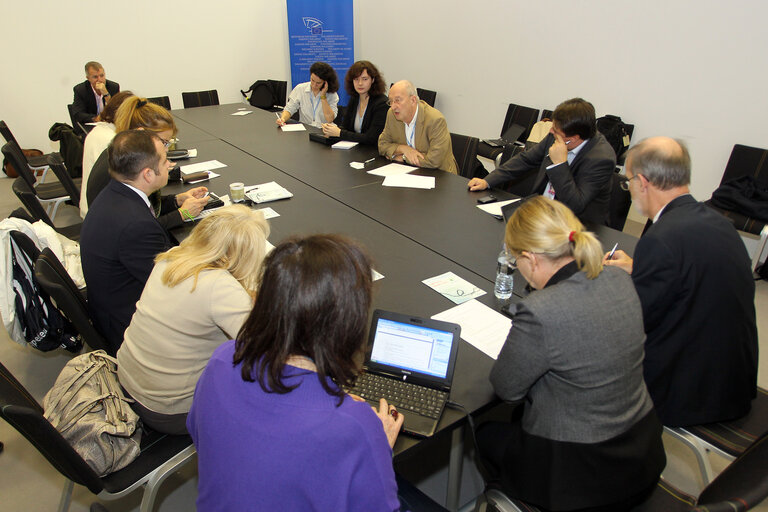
[619, 174, 642, 191]
[387, 97, 407, 106]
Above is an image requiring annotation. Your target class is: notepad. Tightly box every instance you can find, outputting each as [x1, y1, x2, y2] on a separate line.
[331, 140, 358, 150]
[367, 162, 414, 177]
[245, 182, 293, 203]
[280, 124, 306, 132]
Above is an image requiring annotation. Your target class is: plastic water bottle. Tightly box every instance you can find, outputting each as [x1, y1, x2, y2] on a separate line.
[494, 249, 514, 300]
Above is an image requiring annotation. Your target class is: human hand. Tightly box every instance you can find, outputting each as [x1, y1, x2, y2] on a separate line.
[94, 82, 108, 96]
[179, 196, 209, 218]
[347, 393, 365, 403]
[322, 123, 341, 137]
[548, 133, 568, 165]
[275, 113, 287, 126]
[320, 81, 329, 96]
[401, 146, 425, 166]
[187, 186, 209, 199]
[373, 398, 404, 449]
[468, 178, 489, 191]
[603, 249, 633, 274]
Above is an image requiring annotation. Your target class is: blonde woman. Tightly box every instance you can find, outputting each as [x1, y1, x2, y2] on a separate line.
[476, 197, 664, 512]
[117, 205, 270, 434]
[86, 96, 209, 227]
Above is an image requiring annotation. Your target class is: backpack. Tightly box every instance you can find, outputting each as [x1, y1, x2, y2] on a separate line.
[9, 233, 81, 352]
[241, 80, 283, 110]
[596, 115, 631, 160]
[43, 350, 141, 477]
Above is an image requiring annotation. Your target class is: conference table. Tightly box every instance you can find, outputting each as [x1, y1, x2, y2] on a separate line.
[166, 104, 639, 509]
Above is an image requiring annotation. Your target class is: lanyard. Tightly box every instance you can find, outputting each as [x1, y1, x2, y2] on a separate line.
[311, 94, 321, 120]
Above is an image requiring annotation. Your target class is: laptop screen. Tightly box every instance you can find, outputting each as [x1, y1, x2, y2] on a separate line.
[370, 318, 455, 378]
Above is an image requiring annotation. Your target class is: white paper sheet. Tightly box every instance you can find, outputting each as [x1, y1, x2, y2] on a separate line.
[231, 110, 253, 116]
[332, 140, 358, 150]
[187, 149, 198, 158]
[422, 272, 486, 304]
[476, 198, 520, 217]
[256, 207, 280, 219]
[280, 124, 306, 132]
[382, 174, 435, 189]
[349, 162, 365, 169]
[432, 299, 512, 359]
[367, 162, 414, 177]
[180, 160, 227, 175]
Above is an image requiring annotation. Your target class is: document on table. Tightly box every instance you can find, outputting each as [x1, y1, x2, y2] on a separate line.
[245, 182, 293, 203]
[256, 207, 280, 220]
[367, 162, 414, 177]
[180, 160, 227, 175]
[432, 299, 512, 360]
[331, 140, 358, 150]
[231, 110, 253, 116]
[476, 199, 520, 217]
[382, 174, 435, 189]
[280, 124, 306, 132]
[422, 272, 486, 304]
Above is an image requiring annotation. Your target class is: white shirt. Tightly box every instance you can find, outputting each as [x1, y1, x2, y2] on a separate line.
[404, 105, 419, 148]
[284, 82, 339, 127]
[80, 123, 116, 218]
[122, 182, 153, 211]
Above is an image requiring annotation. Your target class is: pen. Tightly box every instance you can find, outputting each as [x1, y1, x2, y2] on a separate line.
[364, 158, 375, 164]
[607, 243, 618, 260]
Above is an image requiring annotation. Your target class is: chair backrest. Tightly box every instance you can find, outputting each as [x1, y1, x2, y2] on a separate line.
[148, 96, 172, 110]
[9, 230, 41, 263]
[181, 90, 220, 108]
[47, 154, 80, 204]
[500, 104, 540, 142]
[608, 173, 631, 231]
[0, 359, 104, 493]
[694, 430, 768, 509]
[541, 109, 554, 121]
[12, 177, 54, 227]
[2, 140, 36, 189]
[35, 248, 112, 355]
[720, 144, 768, 188]
[0, 120, 18, 145]
[450, 133, 481, 179]
[270, 79, 287, 107]
[416, 88, 437, 108]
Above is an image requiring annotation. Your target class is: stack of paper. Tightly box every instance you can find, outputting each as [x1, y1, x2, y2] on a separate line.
[180, 160, 227, 175]
[382, 174, 435, 189]
[245, 182, 294, 203]
[367, 163, 413, 177]
[331, 140, 358, 150]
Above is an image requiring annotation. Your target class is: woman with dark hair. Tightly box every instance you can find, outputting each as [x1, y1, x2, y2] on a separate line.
[276, 61, 339, 127]
[321, 60, 388, 146]
[476, 196, 665, 512]
[188, 234, 404, 511]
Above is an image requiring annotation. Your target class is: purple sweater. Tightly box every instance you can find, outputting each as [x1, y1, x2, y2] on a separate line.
[188, 340, 401, 511]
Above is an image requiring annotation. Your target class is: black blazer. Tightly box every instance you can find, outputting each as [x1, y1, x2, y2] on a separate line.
[633, 195, 758, 426]
[485, 132, 616, 225]
[71, 79, 120, 125]
[338, 93, 388, 146]
[80, 179, 172, 353]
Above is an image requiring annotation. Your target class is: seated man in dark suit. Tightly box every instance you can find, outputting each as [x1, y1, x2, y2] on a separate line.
[71, 61, 120, 127]
[80, 130, 207, 353]
[468, 98, 616, 226]
[605, 137, 758, 427]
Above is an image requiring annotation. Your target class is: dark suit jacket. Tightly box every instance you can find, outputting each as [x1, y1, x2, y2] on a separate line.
[485, 132, 616, 225]
[71, 79, 120, 125]
[80, 179, 172, 354]
[338, 94, 388, 146]
[633, 195, 758, 426]
[86, 149, 184, 231]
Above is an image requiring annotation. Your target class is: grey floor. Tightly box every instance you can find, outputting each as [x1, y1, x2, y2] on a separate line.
[0, 173, 766, 512]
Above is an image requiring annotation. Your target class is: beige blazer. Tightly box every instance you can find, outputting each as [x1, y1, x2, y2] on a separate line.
[378, 100, 458, 174]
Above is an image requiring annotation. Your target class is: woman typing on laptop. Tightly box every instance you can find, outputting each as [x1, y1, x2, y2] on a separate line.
[188, 234, 444, 511]
[476, 197, 665, 512]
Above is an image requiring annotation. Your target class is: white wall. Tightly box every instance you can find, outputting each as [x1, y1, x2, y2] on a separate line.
[4, 0, 767, 202]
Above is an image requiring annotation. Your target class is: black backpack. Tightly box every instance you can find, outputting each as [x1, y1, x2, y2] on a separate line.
[241, 80, 282, 110]
[596, 115, 631, 160]
[9, 233, 81, 352]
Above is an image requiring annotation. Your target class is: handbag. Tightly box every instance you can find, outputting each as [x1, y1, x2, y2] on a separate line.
[43, 350, 141, 477]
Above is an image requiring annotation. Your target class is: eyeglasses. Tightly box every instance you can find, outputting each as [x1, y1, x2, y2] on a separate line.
[158, 137, 171, 148]
[387, 96, 407, 106]
[503, 253, 518, 269]
[619, 174, 642, 191]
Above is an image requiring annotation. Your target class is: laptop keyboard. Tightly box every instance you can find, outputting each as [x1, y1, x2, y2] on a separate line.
[349, 372, 448, 419]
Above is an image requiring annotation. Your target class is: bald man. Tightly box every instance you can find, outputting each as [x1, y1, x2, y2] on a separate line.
[605, 137, 757, 427]
[378, 80, 458, 174]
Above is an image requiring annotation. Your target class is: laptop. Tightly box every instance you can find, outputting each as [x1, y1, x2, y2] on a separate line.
[483, 123, 526, 148]
[347, 309, 461, 437]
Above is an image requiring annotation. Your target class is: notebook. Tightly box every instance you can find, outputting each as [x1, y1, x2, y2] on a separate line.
[347, 309, 461, 437]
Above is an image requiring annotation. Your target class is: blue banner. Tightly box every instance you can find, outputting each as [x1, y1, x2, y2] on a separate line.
[286, 0, 354, 107]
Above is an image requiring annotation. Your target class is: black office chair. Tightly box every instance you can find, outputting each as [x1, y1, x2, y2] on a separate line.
[450, 132, 482, 179]
[0, 120, 52, 181]
[478, 104, 540, 162]
[35, 248, 114, 355]
[705, 144, 768, 272]
[147, 96, 172, 110]
[608, 172, 631, 231]
[416, 88, 437, 107]
[181, 89, 220, 108]
[0, 359, 196, 512]
[46, 153, 81, 205]
[11, 177, 82, 241]
[3, 141, 71, 220]
[67, 104, 90, 137]
[664, 387, 768, 486]
[540, 109, 554, 121]
[474, 429, 768, 512]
